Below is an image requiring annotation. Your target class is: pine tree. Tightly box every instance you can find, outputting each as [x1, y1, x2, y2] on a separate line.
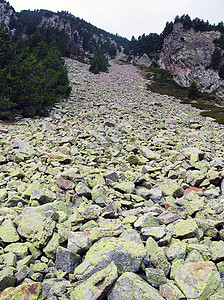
[188, 81, 200, 100]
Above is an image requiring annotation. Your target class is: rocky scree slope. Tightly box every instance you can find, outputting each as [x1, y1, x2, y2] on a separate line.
[159, 23, 224, 99]
[0, 58, 224, 299]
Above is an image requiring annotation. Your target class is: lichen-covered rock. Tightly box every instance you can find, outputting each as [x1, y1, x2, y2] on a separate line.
[145, 268, 167, 287]
[71, 262, 118, 300]
[0, 219, 20, 243]
[74, 237, 146, 280]
[107, 272, 165, 300]
[56, 246, 81, 273]
[134, 212, 160, 229]
[0, 281, 42, 299]
[167, 218, 198, 238]
[17, 207, 56, 248]
[175, 261, 222, 299]
[159, 280, 185, 300]
[67, 231, 92, 254]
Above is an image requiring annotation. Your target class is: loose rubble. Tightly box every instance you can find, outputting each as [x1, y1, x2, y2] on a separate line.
[0, 56, 224, 299]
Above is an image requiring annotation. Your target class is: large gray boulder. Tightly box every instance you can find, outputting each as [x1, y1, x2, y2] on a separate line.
[74, 237, 146, 280]
[107, 272, 165, 300]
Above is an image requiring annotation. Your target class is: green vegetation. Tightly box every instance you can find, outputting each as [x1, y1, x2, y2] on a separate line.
[219, 64, 224, 79]
[187, 81, 199, 100]
[0, 24, 71, 120]
[211, 47, 223, 70]
[89, 52, 109, 74]
[11, 9, 127, 58]
[143, 65, 224, 124]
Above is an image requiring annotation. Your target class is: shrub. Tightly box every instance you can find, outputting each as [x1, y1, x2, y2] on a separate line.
[188, 81, 200, 99]
[89, 51, 109, 74]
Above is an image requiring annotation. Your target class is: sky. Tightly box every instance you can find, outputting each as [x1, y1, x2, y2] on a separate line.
[9, 0, 224, 40]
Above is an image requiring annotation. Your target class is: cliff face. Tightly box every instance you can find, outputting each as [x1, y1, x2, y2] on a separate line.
[159, 23, 224, 98]
[0, 0, 17, 33]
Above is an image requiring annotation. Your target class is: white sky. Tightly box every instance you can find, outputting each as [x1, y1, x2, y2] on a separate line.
[9, 0, 224, 40]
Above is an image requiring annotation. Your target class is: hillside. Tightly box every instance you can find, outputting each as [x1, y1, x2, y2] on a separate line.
[0, 0, 127, 58]
[0, 55, 224, 300]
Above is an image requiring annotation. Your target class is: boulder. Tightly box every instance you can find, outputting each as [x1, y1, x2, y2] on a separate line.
[74, 237, 146, 280]
[71, 262, 118, 300]
[175, 261, 222, 299]
[107, 272, 165, 300]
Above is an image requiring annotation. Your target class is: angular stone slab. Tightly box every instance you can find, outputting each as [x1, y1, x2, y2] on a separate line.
[175, 261, 222, 299]
[71, 262, 118, 300]
[74, 237, 146, 280]
[107, 272, 165, 300]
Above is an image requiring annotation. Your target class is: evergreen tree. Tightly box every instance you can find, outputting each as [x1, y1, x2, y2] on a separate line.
[89, 52, 109, 74]
[211, 47, 223, 70]
[219, 64, 224, 80]
[188, 81, 200, 100]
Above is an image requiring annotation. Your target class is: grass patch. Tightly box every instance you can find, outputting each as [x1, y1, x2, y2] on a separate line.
[142, 65, 224, 124]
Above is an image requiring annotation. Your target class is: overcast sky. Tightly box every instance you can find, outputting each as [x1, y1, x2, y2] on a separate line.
[10, 0, 224, 40]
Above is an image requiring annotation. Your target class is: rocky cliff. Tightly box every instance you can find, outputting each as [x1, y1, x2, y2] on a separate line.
[0, 0, 17, 34]
[159, 23, 224, 99]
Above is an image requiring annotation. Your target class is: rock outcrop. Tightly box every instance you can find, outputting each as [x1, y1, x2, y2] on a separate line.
[159, 23, 224, 99]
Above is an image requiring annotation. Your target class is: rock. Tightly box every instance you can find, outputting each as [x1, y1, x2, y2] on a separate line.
[134, 212, 160, 229]
[157, 211, 180, 225]
[107, 272, 165, 300]
[0, 282, 42, 299]
[4, 243, 29, 259]
[55, 246, 81, 273]
[0, 189, 7, 201]
[75, 182, 91, 198]
[140, 147, 160, 160]
[0, 219, 20, 243]
[210, 241, 224, 262]
[141, 227, 166, 241]
[67, 231, 92, 254]
[167, 218, 198, 238]
[17, 206, 56, 248]
[160, 280, 185, 300]
[147, 188, 163, 202]
[175, 261, 222, 299]
[150, 248, 171, 276]
[0, 267, 16, 292]
[70, 262, 118, 300]
[74, 237, 146, 280]
[159, 181, 184, 198]
[145, 268, 167, 287]
[113, 182, 135, 194]
[166, 239, 187, 261]
[56, 176, 75, 190]
[209, 289, 224, 300]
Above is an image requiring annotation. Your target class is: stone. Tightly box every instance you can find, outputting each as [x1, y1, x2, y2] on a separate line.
[134, 212, 160, 229]
[113, 182, 135, 194]
[74, 237, 146, 280]
[0, 219, 20, 243]
[175, 261, 222, 299]
[210, 241, 224, 262]
[43, 232, 60, 258]
[157, 211, 180, 225]
[145, 237, 159, 257]
[70, 262, 118, 300]
[15, 265, 29, 283]
[0, 282, 42, 299]
[17, 207, 56, 248]
[75, 182, 91, 198]
[166, 239, 187, 261]
[4, 243, 29, 259]
[147, 188, 163, 202]
[0, 189, 7, 201]
[160, 280, 185, 300]
[145, 268, 167, 287]
[209, 289, 224, 300]
[56, 176, 75, 190]
[67, 231, 92, 254]
[167, 218, 198, 238]
[150, 248, 171, 276]
[0, 267, 16, 292]
[141, 227, 166, 241]
[140, 147, 160, 160]
[107, 272, 165, 300]
[56, 246, 81, 273]
[159, 181, 184, 198]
